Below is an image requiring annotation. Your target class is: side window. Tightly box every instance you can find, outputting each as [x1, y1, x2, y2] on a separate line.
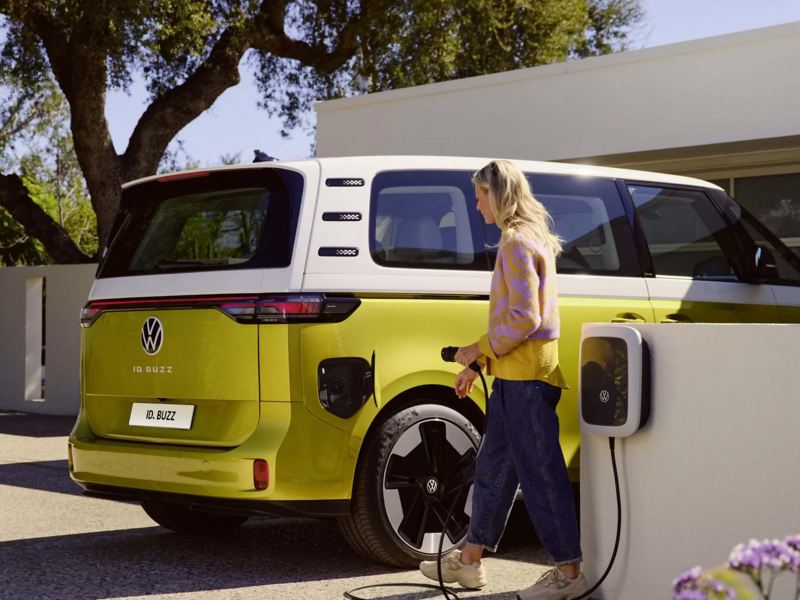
[370, 170, 490, 270]
[483, 174, 641, 276]
[628, 185, 742, 280]
[714, 193, 800, 284]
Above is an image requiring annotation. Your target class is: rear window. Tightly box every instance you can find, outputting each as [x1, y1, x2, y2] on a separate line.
[97, 169, 303, 278]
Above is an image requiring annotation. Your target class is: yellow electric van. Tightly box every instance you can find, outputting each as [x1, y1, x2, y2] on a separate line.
[69, 156, 800, 567]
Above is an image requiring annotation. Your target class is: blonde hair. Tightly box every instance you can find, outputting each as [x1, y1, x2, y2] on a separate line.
[472, 160, 563, 258]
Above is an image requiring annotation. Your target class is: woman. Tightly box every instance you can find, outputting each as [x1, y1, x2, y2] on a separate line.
[419, 160, 586, 600]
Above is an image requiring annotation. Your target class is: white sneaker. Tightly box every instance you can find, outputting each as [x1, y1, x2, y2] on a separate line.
[516, 568, 588, 599]
[419, 549, 488, 589]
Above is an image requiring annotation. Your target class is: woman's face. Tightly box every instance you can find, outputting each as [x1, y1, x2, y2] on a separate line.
[475, 185, 496, 225]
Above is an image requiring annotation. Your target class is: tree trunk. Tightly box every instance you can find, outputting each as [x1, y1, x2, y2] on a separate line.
[0, 172, 92, 263]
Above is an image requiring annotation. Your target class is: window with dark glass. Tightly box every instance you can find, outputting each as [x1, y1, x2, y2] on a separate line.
[370, 170, 490, 270]
[98, 169, 303, 278]
[482, 174, 641, 276]
[628, 185, 741, 279]
[733, 173, 800, 260]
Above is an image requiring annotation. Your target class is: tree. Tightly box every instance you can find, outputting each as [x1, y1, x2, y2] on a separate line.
[0, 75, 94, 264]
[0, 0, 643, 264]
[0, 72, 98, 264]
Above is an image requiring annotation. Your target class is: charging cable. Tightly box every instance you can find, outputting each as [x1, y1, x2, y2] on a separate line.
[345, 349, 622, 600]
[564, 436, 620, 600]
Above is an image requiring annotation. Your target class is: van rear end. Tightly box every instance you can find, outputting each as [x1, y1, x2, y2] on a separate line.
[68, 162, 351, 514]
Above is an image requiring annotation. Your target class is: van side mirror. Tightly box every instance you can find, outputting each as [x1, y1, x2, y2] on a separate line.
[754, 245, 779, 280]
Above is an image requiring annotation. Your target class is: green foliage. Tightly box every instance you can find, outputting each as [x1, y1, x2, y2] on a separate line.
[1, 0, 228, 96]
[22, 173, 98, 260]
[2, 1, 647, 136]
[706, 567, 761, 600]
[0, 72, 97, 263]
[0, 205, 47, 265]
[0, 0, 643, 262]
[253, 0, 644, 133]
[0, 77, 65, 166]
[575, 0, 645, 57]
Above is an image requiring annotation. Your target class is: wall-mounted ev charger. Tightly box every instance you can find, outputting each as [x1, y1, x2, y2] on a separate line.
[567, 324, 652, 600]
[580, 324, 651, 438]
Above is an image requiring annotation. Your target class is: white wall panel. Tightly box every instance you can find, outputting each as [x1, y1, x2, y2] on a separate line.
[581, 323, 800, 599]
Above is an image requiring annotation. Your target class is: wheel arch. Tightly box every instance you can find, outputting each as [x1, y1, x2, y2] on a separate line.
[346, 374, 486, 503]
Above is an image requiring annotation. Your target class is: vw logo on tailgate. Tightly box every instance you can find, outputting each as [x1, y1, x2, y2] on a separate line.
[141, 317, 164, 355]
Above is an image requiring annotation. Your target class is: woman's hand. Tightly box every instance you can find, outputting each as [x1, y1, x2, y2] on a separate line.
[454, 368, 479, 399]
[455, 342, 482, 367]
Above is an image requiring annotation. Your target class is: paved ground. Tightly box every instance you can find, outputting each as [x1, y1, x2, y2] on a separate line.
[0, 412, 555, 600]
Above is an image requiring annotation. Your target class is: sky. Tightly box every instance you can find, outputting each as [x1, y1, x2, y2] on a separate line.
[104, 0, 800, 168]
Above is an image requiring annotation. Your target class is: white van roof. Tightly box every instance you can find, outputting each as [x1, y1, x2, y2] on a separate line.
[123, 155, 721, 191]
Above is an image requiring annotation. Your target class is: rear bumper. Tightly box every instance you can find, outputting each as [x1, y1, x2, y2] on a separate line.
[69, 400, 359, 508]
[79, 482, 349, 518]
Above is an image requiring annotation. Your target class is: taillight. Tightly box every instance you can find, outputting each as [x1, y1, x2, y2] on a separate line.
[256, 296, 323, 323]
[79, 294, 360, 326]
[253, 459, 269, 490]
[223, 295, 360, 324]
[80, 304, 104, 328]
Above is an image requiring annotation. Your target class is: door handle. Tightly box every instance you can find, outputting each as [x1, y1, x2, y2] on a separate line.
[612, 312, 646, 323]
[660, 313, 693, 324]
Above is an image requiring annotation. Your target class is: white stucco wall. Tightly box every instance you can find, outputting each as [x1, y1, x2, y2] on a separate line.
[580, 323, 800, 599]
[0, 264, 97, 415]
[316, 22, 800, 162]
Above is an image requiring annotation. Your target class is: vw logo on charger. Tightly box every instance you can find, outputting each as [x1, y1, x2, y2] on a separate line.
[599, 389, 610, 403]
[141, 317, 164, 355]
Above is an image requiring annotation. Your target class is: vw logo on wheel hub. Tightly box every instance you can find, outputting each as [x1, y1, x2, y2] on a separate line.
[425, 477, 439, 495]
[141, 317, 164, 355]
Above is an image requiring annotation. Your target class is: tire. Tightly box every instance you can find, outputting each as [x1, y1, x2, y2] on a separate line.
[339, 403, 480, 567]
[142, 500, 249, 536]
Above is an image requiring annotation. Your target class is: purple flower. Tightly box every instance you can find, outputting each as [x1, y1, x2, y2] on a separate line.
[729, 539, 765, 572]
[673, 566, 702, 592]
[674, 590, 707, 600]
[728, 538, 797, 573]
[784, 535, 800, 573]
[672, 567, 735, 600]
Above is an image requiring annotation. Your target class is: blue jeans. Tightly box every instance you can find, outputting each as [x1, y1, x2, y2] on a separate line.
[466, 378, 582, 565]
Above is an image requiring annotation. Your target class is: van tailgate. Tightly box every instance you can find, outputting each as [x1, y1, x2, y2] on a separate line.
[82, 305, 259, 447]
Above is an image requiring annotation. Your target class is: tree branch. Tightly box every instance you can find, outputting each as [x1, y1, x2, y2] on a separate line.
[0, 172, 91, 263]
[255, 2, 367, 74]
[122, 25, 251, 180]
[123, 1, 371, 180]
[27, 8, 122, 245]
